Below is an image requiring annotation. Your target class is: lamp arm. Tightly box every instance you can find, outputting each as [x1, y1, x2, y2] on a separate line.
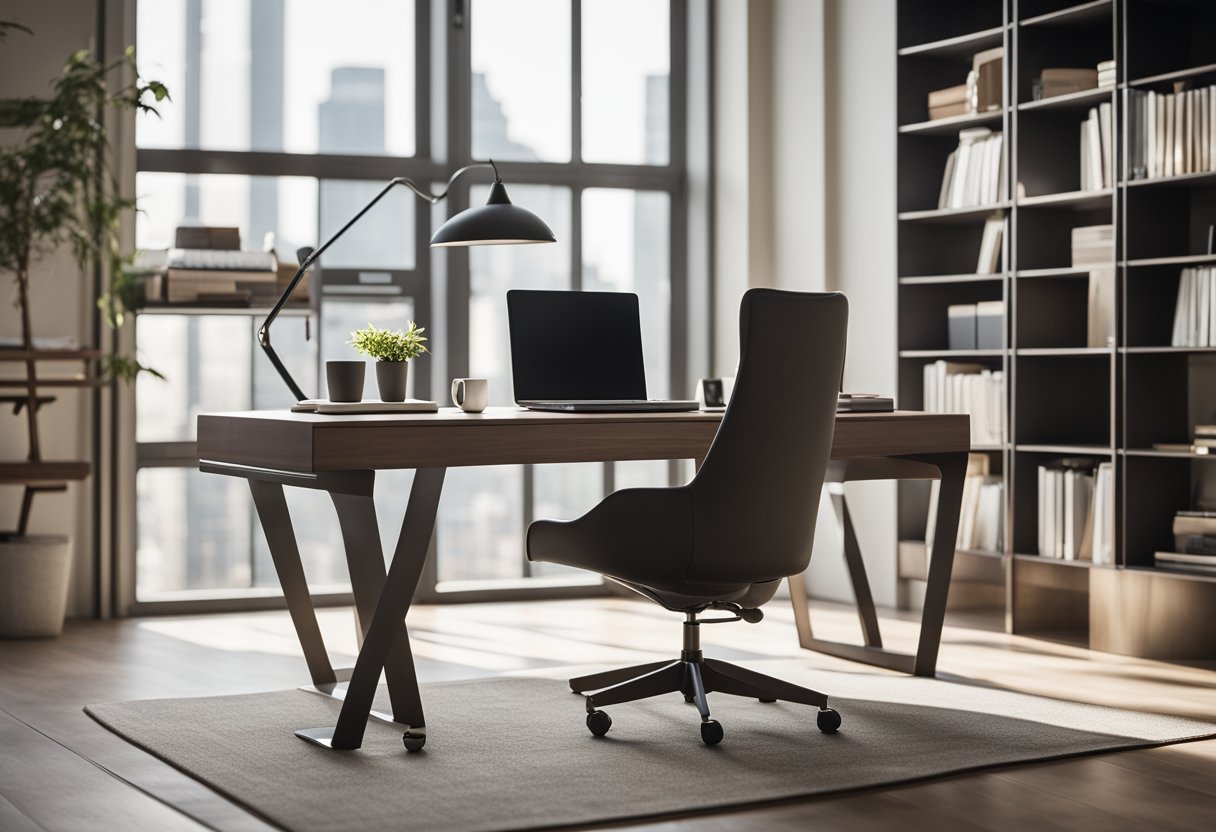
[257, 161, 498, 401]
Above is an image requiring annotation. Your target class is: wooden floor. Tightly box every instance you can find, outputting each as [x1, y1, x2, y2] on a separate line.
[1, 595, 1214, 831]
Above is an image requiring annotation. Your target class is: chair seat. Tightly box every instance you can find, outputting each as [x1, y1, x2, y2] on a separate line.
[612, 578, 783, 612]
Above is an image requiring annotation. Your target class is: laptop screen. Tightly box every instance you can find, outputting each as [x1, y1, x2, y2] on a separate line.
[507, 290, 648, 402]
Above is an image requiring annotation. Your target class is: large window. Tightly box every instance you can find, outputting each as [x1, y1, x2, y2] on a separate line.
[132, 0, 694, 606]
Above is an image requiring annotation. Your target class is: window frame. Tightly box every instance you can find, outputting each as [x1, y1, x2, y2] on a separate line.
[127, 0, 700, 614]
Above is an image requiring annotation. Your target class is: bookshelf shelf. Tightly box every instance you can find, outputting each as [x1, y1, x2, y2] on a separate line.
[1125, 254, 1216, 268]
[899, 109, 1005, 136]
[1127, 62, 1216, 88]
[1017, 86, 1114, 112]
[898, 349, 1005, 359]
[898, 203, 1011, 223]
[898, 273, 1006, 285]
[1015, 444, 1113, 455]
[1017, 189, 1113, 209]
[897, 0, 1216, 660]
[1015, 347, 1111, 356]
[1123, 449, 1216, 460]
[1018, 0, 1112, 29]
[898, 25, 1006, 58]
[137, 305, 312, 317]
[1015, 265, 1110, 278]
[1125, 170, 1216, 190]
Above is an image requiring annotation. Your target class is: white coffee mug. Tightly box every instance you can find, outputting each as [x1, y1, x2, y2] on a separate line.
[451, 378, 489, 413]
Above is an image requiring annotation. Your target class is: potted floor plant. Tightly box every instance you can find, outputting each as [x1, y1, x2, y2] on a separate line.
[0, 26, 167, 637]
[349, 322, 428, 402]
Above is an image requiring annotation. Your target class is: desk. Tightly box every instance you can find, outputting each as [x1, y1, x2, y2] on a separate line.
[197, 407, 969, 750]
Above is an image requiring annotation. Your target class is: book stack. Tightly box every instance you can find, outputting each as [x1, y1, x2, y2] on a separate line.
[1037, 459, 1114, 563]
[1078, 103, 1114, 190]
[922, 360, 1005, 445]
[1152, 423, 1216, 455]
[937, 128, 1006, 209]
[925, 47, 1003, 121]
[928, 84, 968, 120]
[1036, 67, 1098, 100]
[1170, 267, 1216, 347]
[1155, 511, 1216, 574]
[1071, 224, 1114, 267]
[165, 248, 280, 304]
[1127, 84, 1216, 180]
[1097, 60, 1117, 89]
[926, 454, 1003, 554]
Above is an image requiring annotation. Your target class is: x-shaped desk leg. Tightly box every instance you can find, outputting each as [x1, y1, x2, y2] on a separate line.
[296, 467, 446, 750]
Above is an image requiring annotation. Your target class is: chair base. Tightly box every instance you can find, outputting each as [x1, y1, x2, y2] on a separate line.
[570, 655, 840, 744]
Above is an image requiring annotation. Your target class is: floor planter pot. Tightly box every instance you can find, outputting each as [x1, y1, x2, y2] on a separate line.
[0, 535, 72, 638]
[376, 360, 409, 402]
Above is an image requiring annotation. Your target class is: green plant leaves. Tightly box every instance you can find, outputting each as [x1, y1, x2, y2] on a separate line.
[348, 321, 429, 362]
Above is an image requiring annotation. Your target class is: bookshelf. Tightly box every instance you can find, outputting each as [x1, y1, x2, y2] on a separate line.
[895, 0, 1216, 660]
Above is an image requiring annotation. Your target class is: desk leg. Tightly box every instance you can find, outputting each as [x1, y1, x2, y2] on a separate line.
[330, 488, 427, 726]
[913, 451, 967, 677]
[828, 483, 883, 648]
[248, 480, 337, 688]
[297, 467, 446, 751]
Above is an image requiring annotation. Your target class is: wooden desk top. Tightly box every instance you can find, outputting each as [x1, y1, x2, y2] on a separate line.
[197, 407, 969, 473]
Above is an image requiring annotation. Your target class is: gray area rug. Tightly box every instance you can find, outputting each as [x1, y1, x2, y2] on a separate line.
[86, 662, 1216, 832]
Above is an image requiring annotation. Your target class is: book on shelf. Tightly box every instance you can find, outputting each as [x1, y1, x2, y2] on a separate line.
[922, 360, 1005, 446]
[1173, 511, 1216, 554]
[925, 453, 1002, 556]
[947, 303, 978, 350]
[1037, 458, 1111, 561]
[1154, 552, 1216, 574]
[836, 393, 895, 413]
[937, 128, 1005, 209]
[1097, 59, 1117, 89]
[972, 46, 1003, 113]
[1128, 84, 1216, 181]
[975, 300, 1003, 350]
[1071, 224, 1114, 267]
[1079, 104, 1114, 191]
[976, 214, 1004, 273]
[1087, 269, 1116, 348]
[928, 83, 968, 120]
[1037, 67, 1097, 100]
[1170, 266, 1216, 347]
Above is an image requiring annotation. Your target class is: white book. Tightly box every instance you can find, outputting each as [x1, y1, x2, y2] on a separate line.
[924, 363, 935, 412]
[1080, 122, 1090, 190]
[996, 135, 1008, 201]
[1087, 109, 1104, 192]
[1157, 93, 1167, 178]
[1173, 269, 1190, 346]
[1148, 90, 1158, 178]
[976, 480, 1003, 552]
[951, 140, 971, 208]
[1042, 466, 1057, 557]
[939, 150, 958, 209]
[1038, 466, 1048, 557]
[1193, 265, 1204, 346]
[1209, 268, 1216, 347]
[989, 134, 1004, 203]
[1165, 94, 1175, 177]
[1175, 90, 1185, 176]
[1196, 266, 1206, 347]
[1209, 86, 1215, 171]
[976, 214, 1003, 273]
[1099, 102, 1113, 188]
[1095, 462, 1114, 565]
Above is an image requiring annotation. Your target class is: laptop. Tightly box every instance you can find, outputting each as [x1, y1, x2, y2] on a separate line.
[506, 290, 700, 413]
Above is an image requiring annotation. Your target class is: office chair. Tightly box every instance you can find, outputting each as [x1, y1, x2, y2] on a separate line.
[527, 288, 848, 745]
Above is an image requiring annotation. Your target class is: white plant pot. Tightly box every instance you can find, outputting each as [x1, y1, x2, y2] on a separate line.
[0, 535, 72, 638]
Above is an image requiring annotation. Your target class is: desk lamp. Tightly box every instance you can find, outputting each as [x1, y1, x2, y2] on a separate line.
[259, 159, 555, 401]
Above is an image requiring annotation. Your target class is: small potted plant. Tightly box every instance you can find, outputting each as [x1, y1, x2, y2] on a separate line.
[349, 322, 428, 402]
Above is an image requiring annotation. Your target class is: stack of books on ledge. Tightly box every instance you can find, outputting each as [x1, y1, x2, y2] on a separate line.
[922, 360, 1005, 445]
[925, 46, 1002, 121]
[925, 453, 1003, 555]
[1153, 424, 1216, 455]
[1155, 510, 1216, 574]
[1072, 224, 1114, 267]
[1170, 267, 1216, 347]
[136, 226, 301, 307]
[1078, 103, 1114, 191]
[1127, 84, 1216, 180]
[1034, 67, 1098, 100]
[1037, 458, 1114, 564]
[937, 128, 1006, 209]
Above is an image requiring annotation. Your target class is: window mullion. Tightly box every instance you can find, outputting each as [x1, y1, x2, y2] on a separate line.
[571, 0, 582, 165]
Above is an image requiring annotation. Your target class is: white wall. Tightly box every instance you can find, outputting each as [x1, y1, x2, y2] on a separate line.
[0, 0, 101, 617]
[713, 0, 899, 606]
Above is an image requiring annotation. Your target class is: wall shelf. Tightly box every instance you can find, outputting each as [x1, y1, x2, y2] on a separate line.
[898, 25, 1007, 58]
[899, 110, 1006, 136]
[896, 0, 1216, 660]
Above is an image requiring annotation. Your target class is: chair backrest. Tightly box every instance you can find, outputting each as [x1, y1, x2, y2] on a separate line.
[687, 288, 848, 585]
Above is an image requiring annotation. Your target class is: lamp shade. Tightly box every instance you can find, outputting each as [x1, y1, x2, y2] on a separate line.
[430, 181, 557, 247]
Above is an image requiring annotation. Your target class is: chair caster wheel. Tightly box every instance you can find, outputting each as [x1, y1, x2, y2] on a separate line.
[700, 719, 724, 745]
[817, 707, 841, 734]
[758, 697, 776, 703]
[402, 730, 426, 752]
[586, 710, 612, 737]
